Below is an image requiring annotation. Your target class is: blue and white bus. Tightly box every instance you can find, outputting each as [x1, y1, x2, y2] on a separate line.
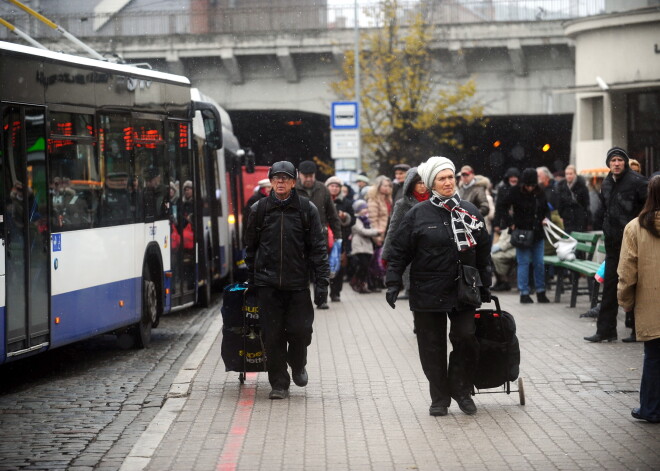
[0, 41, 246, 362]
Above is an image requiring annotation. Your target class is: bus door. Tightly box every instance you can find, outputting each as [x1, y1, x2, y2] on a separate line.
[167, 120, 196, 306]
[1, 105, 50, 357]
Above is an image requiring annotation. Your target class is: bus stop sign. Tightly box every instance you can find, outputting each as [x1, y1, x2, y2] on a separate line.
[331, 102, 358, 129]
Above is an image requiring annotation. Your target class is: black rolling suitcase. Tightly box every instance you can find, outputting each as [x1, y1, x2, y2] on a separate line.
[220, 283, 267, 383]
[473, 295, 525, 404]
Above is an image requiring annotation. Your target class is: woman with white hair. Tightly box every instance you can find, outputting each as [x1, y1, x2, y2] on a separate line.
[385, 156, 492, 417]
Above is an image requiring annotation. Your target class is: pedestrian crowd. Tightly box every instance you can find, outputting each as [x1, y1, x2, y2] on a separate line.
[242, 151, 659, 423]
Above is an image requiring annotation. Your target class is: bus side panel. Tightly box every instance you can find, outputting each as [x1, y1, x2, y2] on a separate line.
[49, 278, 140, 348]
[50, 225, 139, 347]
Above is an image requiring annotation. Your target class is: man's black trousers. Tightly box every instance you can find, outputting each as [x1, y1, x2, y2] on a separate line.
[597, 247, 621, 337]
[413, 309, 479, 407]
[258, 286, 314, 390]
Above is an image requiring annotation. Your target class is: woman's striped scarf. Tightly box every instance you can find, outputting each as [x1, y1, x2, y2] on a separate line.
[429, 191, 484, 252]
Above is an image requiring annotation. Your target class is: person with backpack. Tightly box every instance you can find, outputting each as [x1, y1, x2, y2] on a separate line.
[244, 161, 330, 400]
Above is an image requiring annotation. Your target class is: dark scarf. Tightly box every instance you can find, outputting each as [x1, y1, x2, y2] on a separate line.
[358, 214, 371, 229]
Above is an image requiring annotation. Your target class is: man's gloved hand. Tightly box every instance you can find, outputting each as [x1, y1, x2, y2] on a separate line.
[314, 284, 328, 307]
[385, 287, 399, 309]
[480, 287, 492, 304]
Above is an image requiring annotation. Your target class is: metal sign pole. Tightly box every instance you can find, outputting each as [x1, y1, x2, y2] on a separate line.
[354, 0, 361, 174]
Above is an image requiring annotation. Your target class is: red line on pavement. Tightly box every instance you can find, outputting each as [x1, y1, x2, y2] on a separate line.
[217, 373, 258, 471]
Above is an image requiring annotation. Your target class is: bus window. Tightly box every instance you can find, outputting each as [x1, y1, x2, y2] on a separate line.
[48, 112, 99, 231]
[99, 114, 135, 226]
[133, 119, 166, 222]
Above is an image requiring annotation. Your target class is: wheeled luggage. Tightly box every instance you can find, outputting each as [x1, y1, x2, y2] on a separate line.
[472, 295, 525, 405]
[220, 283, 267, 383]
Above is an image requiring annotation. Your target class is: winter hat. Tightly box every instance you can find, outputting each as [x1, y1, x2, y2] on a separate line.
[325, 176, 343, 187]
[183, 180, 193, 190]
[258, 178, 271, 188]
[352, 199, 368, 213]
[504, 167, 520, 179]
[606, 147, 629, 166]
[355, 175, 370, 184]
[298, 160, 317, 174]
[520, 168, 538, 186]
[417, 156, 456, 190]
[393, 163, 410, 172]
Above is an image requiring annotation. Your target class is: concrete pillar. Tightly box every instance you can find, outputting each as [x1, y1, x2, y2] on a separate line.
[220, 48, 243, 85]
[165, 51, 186, 76]
[449, 41, 468, 77]
[507, 39, 527, 77]
[332, 45, 346, 69]
[277, 47, 299, 83]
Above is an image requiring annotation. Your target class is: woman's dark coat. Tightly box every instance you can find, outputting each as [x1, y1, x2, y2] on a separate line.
[382, 168, 422, 262]
[385, 200, 492, 312]
[495, 185, 550, 242]
[556, 175, 591, 233]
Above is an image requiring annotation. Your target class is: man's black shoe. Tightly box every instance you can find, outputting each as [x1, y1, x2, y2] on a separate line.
[537, 292, 551, 303]
[584, 333, 617, 343]
[491, 282, 511, 292]
[622, 333, 637, 343]
[454, 396, 477, 415]
[292, 368, 308, 387]
[429, 405, 448, 416]
[316, 302, 329, 310]
[520, 294, 534, 304]
[631, 408, 660, 423]
[330, 295, 340, 302]
[269, 388, 289, 400]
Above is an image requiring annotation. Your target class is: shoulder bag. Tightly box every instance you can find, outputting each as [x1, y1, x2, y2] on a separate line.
[510, 229, 535, 248]
[457, 262, 483, 307]
[542, 220, 577, 261]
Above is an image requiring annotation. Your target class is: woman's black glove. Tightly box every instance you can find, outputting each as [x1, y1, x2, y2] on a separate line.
[480, 287, 492, 304]
[385, 287, 399, 309]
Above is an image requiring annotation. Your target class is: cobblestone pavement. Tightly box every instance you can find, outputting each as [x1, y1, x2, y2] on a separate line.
[129, 287, 659, 471]
[0, 300, 218, 471]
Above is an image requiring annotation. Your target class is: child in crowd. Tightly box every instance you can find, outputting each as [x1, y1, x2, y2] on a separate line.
[349, 199, 382, 293]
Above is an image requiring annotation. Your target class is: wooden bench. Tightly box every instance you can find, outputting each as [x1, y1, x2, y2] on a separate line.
[544, 232, 601, 306]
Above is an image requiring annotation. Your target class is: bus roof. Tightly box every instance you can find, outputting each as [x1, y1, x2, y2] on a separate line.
[0, 40, 190, 86]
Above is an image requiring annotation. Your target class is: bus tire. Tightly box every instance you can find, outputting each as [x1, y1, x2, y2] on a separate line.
[134, 265, 158, 348]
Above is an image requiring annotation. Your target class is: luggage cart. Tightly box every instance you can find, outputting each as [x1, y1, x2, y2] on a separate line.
[472, 295, 525, 405]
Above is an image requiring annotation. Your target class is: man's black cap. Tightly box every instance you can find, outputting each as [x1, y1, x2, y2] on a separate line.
[393, 163, 410, 172]
[504, 167, 520, 179]
[268, 161, 296, 179]
[298, 160, 317, 174]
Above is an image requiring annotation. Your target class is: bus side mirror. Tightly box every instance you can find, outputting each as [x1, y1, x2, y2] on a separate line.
[244, 149, 255, 174]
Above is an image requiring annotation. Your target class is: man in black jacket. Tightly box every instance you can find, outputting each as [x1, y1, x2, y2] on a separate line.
[585, 147, 648, 343]
[244, 161, 330, 399]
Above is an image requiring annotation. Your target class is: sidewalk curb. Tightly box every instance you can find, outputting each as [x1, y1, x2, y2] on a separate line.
[119, 310, 224, 471]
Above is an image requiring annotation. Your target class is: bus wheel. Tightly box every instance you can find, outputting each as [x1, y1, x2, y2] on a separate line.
[135, 266, 157, 348]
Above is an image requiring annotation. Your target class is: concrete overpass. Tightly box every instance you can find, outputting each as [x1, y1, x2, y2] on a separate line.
[29, 20, 576, 118]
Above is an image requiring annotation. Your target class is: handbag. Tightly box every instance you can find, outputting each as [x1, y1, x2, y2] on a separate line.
[510, 228, 535, 249]
[542, 220, 577, 261]
[457, 262, 483, 307]
[328, 239, 343, 279]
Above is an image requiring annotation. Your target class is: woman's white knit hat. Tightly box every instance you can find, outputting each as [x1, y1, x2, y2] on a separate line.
[418, 156, 456, 190]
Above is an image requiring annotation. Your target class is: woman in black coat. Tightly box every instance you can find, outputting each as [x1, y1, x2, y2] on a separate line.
[385, 156, 492, 417]
[557, 165, 591, 233]
[494, 168, 551, 304]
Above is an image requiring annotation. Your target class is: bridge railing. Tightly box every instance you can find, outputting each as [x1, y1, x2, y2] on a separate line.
[0, 1, 605, 41]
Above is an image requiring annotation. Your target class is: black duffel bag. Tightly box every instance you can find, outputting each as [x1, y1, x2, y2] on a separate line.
[473, 296, 520, 390]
